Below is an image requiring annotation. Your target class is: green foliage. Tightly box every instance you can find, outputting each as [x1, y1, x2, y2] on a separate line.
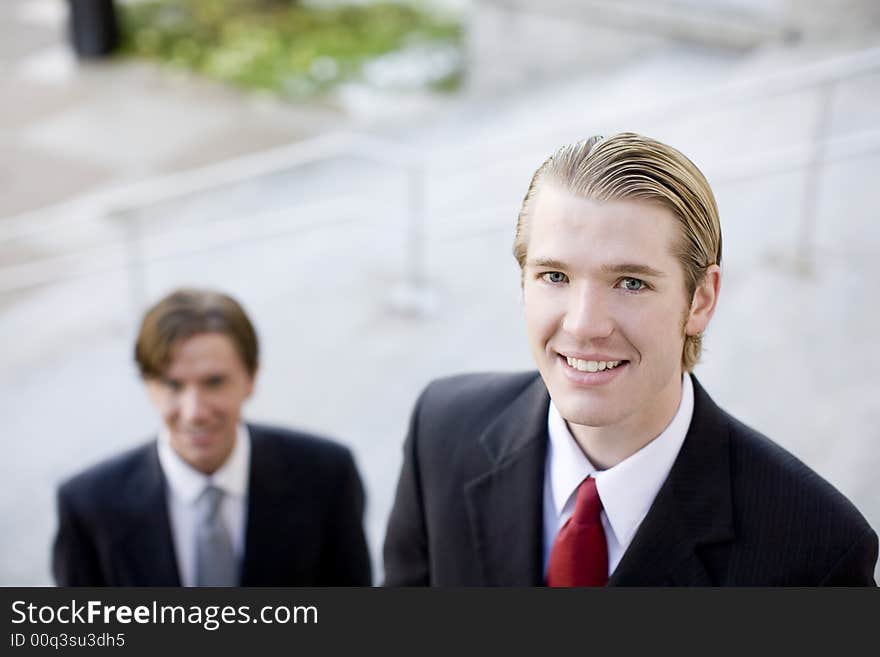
[117, 0, 463, 99]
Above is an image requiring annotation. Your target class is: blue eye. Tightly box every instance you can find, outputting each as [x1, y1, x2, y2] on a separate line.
[620, 277, 646, 291]
[542, 271, 568, 284]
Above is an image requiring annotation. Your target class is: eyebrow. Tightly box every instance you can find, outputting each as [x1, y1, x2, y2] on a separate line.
[602, 263, 667, 278]
[160, 373, 228, 384]
[527, 258, 667, 278]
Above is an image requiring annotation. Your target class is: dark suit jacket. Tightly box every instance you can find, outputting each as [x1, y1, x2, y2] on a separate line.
[53, 423, 372, 586]
[383, 372, 878, 586]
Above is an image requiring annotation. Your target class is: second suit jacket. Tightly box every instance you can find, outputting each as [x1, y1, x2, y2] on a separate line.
[383, 372, 878, 586]
[53, 423, 372, 586]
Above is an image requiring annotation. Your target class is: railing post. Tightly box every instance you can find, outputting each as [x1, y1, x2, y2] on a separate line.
[119, 208, 148, 327]
[390, 163, 433, 315]
[796, 80, 836, 276]
[408, 164, 427, 290]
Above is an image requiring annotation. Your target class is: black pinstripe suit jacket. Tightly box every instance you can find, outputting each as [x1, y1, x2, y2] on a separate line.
[383, 372, 877, 586]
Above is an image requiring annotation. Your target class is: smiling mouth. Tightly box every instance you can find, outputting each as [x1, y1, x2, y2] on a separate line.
[182, 430, 217, 445]
[562, 356, 629, 373]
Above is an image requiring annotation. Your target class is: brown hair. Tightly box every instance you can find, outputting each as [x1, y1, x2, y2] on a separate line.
[513, 133, 722, 371]
[135, 288, 259, 379]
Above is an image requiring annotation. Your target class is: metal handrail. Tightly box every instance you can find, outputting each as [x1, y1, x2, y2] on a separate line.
[0, 132, 421, 244]
[428, 45, 880, 171]
[4, 44, 879, 240]
[3, 45, 880, 303]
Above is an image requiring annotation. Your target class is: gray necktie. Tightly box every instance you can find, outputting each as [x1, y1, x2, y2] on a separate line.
[195, 485, 238, 586]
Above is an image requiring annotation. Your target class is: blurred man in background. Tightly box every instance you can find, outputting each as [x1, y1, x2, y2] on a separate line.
[383, 132, 877, 586]
[53, 288, 371, 586]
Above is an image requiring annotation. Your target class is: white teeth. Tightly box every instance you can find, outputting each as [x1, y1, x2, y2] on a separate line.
[565, 357, 623, 372]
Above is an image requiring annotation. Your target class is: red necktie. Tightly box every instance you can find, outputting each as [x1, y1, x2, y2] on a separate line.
[546, 475, 608, 587]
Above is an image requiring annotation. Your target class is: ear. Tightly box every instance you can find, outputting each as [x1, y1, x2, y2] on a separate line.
[143, 378, 165, 409]
[685, 264, 721, 336]
[245, 367, 258, 399]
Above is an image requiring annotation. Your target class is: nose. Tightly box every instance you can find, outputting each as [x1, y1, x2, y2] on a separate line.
[561, 283, 615, 341]
[179, 387, 211, 425]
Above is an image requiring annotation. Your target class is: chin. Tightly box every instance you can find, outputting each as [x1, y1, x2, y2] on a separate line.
[554, 393, 625, 429]
[187, 452, 223, 475]
[562, 409, 622, 429]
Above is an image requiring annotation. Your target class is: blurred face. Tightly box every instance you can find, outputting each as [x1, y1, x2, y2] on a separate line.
[522, 184, 716, 441]
[145, 332, 255, 475]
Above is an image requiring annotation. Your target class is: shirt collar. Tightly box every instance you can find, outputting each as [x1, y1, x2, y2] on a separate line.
[547, 372, 694, 547]
[157, 424, 251, 504]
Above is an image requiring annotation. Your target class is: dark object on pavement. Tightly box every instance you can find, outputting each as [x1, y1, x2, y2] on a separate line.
[68, 0, 119, 58]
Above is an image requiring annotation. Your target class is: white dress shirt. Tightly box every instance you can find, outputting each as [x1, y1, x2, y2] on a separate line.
[157, 424, 250, 587]
[542, 373, 694, 578]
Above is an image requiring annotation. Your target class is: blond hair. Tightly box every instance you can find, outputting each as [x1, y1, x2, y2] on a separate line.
[513, 133, 722, 371]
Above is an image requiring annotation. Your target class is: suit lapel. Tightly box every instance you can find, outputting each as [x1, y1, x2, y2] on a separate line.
[240, 427, 307, 585]
[240, 428, 273, 585]
[464, 375, 549, 586]
[113, 444, 181, 586]
[608, 377, 735, 586]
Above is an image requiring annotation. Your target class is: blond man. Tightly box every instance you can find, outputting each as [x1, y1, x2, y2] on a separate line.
[383, 133, 877, 586]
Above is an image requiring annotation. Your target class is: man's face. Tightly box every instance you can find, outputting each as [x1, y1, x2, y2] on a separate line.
[523, 184, 703, 438]
[145, 332, 255, 475]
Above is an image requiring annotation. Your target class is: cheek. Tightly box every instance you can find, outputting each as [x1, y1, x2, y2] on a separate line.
[614, 300, 685, 353]
[158, 405, 179, 431]
[216, 390, 248, 417]
[165, 403, 183, 425]
[220, 397, 239, 417]
[523, 289, 560, 336]
[148, 392, 177, 424]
